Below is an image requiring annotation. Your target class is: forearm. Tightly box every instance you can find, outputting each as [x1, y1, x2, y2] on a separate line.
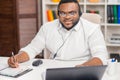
[76, 57, 103, 67]
[81, 57, 103, 66]
[15, 51, 30, 63]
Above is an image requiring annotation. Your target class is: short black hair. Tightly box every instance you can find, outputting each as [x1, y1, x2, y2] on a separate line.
[57, 0, 82, 16]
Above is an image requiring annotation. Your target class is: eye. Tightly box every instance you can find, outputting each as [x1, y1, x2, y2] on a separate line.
[69, 11, 77, 16]
[59, 12, 66, 17]
[60, 12, 65, 15]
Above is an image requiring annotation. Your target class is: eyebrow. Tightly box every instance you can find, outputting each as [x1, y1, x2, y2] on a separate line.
[59, 10, 77, 13]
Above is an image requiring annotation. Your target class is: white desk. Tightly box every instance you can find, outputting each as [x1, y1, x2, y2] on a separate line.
[0, 57, 120, 80]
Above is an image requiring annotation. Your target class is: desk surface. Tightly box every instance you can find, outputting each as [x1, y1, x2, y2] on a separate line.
[0, 57, 120, 80]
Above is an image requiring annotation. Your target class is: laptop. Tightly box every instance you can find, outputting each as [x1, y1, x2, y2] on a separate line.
[46, 65, 107, 80]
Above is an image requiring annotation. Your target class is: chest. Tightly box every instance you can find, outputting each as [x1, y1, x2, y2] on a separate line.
[45, 29, 88, 53]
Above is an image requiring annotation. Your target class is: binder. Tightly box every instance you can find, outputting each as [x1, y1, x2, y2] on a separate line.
[52, 10, 57, 19]
[107, 5, 112, 23]
[110, 5, 114, 23]
[113, 5, 118, 23]
[118, 5, 120, 24]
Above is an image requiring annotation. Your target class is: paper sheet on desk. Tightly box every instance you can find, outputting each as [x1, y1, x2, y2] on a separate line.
[0, 63, 8, 71]
[0, 66, 32, 78]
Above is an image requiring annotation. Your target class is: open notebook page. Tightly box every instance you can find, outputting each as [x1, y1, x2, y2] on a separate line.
[0, 66, 32, 77]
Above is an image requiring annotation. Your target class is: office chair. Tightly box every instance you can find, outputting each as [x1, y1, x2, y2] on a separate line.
[81, 13, 102, 24]
[43, 13, 102, 59]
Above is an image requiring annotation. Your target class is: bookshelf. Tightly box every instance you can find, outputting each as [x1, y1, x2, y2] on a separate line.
[39, 0, 120, 54]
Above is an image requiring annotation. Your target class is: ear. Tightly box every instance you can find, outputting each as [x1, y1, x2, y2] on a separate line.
[57, 10, 60, 16]
[79, 11, 82, 16]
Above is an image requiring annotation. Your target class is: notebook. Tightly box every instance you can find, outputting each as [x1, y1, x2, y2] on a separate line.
[0, 66, 33, 78]
[46, 65, 107, 80]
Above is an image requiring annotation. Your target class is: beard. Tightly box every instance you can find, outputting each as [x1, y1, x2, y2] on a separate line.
[60, 18, 80, 30]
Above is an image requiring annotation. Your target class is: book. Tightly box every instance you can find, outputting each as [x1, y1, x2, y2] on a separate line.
[51, 0, 60, 2]
[46, 10, 54, 21]
[113, 5, 118, 23]
[110, 5, 114, 23]
[86, 10, 99, 14]
[107, 5, 112, 23]
[52, 10, 57, 19]
[109, 33, 120, 44]
[88, 0, 99, 3]
[0, 65, 33, 78]
[118, 5, 120, 24]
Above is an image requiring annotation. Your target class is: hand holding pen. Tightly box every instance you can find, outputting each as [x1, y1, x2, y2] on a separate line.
[8, 52, 19, 68]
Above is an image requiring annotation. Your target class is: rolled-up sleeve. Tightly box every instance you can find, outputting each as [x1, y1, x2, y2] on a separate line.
[88, 25, 109, 65]
[20, 25, 46, 59]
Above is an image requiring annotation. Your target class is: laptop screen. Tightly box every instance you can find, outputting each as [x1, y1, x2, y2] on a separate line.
[46, 65, 107, 80]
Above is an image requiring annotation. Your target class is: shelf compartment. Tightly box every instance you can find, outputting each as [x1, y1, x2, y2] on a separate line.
[86, 5, 105, 23]
[106, 26, 120, 45]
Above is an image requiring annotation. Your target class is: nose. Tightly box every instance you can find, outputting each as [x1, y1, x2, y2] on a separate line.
[64, 13, 71, 18]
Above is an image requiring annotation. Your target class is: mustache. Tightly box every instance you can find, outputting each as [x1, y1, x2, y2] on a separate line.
[59, 18, 80, 30]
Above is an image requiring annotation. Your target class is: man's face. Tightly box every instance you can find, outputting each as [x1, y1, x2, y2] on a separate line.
[58, 2, 80, 29]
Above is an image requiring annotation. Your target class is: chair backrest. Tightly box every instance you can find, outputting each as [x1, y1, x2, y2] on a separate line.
[44, 48, 51, 59]
[81, 13, 102, 24]
[43, 13, 102, 59]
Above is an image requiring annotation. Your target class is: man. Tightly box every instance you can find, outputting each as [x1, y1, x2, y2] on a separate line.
[8, 0, 108, 68]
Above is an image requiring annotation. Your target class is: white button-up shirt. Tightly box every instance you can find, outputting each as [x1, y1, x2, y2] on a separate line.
[20, 18, 108, 64]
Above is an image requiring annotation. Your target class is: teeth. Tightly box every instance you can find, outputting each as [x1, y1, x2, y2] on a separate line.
[65, 21, 71, 22]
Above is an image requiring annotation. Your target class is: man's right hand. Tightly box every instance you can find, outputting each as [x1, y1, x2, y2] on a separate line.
[8, 51, 30, 68]
[8, 56, 19, 68]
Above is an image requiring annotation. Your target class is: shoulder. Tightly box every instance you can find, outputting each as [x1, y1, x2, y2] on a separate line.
[39, 19, 59, 33]
[80, 17, 100, 28]
[80, 17, 100, 33]
[80, 17, 101, 37]
[43, 19, 59, 28]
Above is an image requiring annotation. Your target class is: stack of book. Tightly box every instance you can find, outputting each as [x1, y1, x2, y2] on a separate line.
[46, 10, 58, 21]
[86, 10, 99, 14]
[51, 0, 60, 2]
[107, 5, 120, 24]
[88, 0, 99, 3]
[51, 0, 80, 3]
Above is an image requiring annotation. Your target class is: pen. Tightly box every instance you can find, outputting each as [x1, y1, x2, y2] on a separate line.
[12, 52, 15, 63]
[12, 52, 14, 56]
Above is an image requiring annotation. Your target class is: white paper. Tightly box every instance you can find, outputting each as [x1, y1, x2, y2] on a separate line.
[0, 66, 32, 77]
[0, 63, 8, 71]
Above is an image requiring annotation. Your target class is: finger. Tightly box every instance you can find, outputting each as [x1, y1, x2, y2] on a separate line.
[15, 62, 19, 68]
[8, 57, 15, 67]
[11, 56, 18, 64]
[75, 64, 84, 67]
[8, 57, 19, 68]
[10, 63, 19, 68]
[8, 57, 15, 64]
[8, 61, 19, 68]
[13, 56, 17, 63]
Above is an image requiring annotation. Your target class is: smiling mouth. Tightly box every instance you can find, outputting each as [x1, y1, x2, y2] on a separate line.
[64, 20, 72, 24]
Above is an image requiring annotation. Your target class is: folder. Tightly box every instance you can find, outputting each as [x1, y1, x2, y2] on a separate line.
[113, 5, 118, 23]
[118, 5, 120, 24]
[107, 5, 112, 23]
[110, 5, 114, 23]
